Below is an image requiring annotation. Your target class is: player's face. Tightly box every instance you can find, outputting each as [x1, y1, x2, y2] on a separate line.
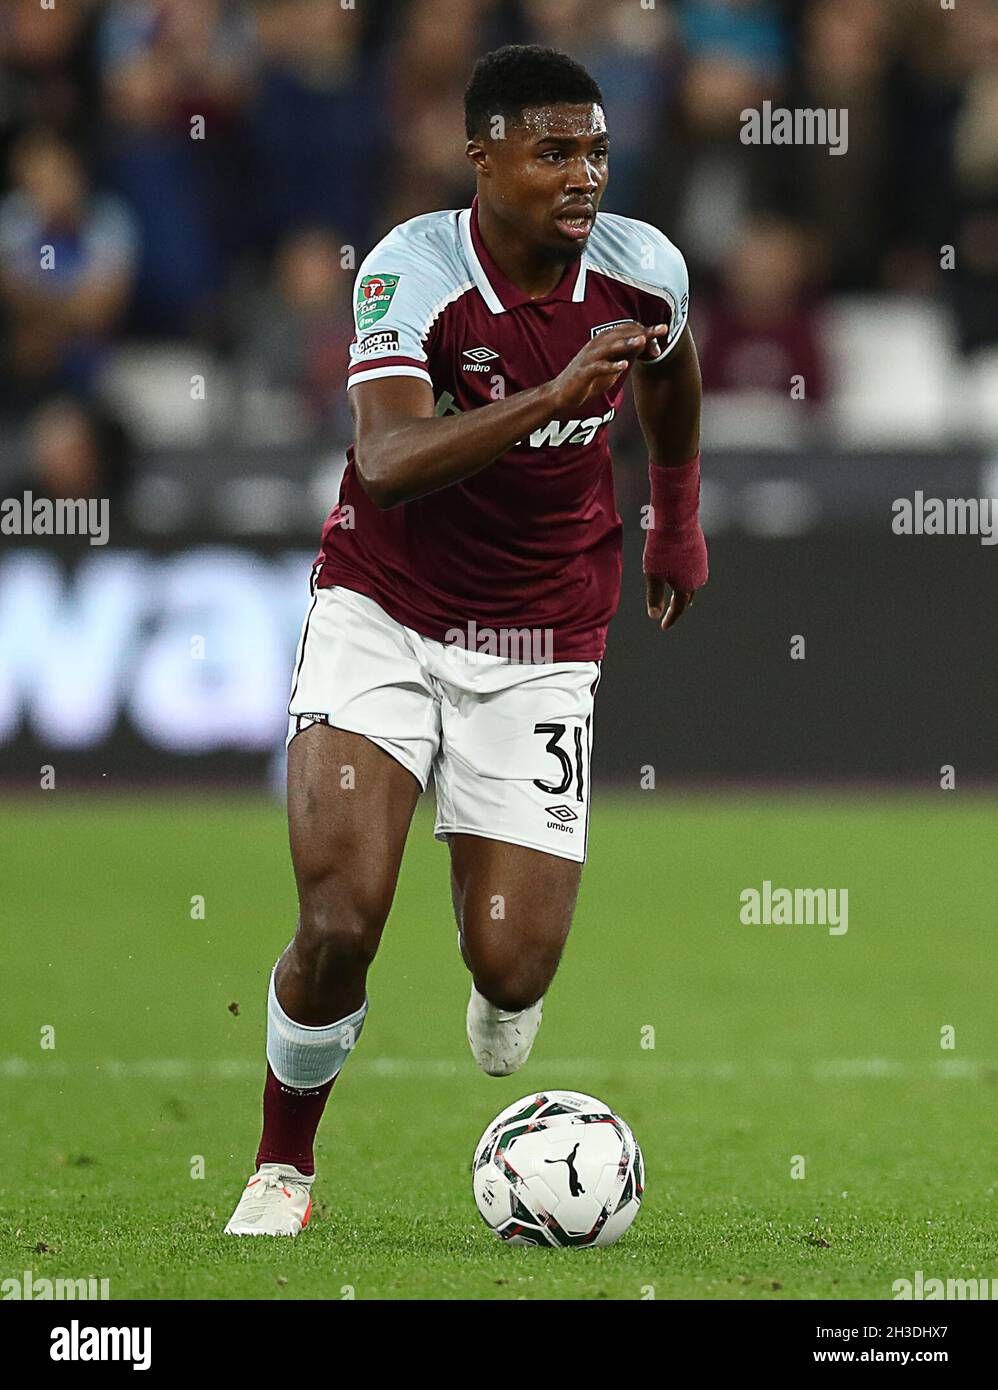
[473, 103, 609, 255]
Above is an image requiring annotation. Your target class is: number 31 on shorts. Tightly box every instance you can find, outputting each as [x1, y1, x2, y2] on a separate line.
[532, 721, 587, 802]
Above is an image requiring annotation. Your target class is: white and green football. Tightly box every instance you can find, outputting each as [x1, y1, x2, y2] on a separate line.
[472, 1091, 644, 1248]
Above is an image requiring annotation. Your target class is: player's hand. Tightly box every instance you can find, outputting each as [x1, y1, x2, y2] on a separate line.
[636, 323, 671, 364]
[645, 574, 695, 632]
[550, 321, 655, 408]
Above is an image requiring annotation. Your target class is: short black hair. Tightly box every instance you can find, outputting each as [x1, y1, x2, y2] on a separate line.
[464, 45, 603, 141]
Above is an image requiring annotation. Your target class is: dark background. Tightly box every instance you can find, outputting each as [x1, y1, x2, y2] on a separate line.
[3, 493, 995, 784]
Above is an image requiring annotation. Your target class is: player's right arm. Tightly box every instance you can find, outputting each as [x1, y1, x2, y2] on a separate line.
[351, 323, 652, 509]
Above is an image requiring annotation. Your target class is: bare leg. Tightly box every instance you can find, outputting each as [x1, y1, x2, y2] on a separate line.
[280, 723, 421, 1023]
[449, 833, 582, 1010]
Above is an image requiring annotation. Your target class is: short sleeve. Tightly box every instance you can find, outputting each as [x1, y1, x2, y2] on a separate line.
[346, 227, 445, 390]
[631, 221, 689, 363]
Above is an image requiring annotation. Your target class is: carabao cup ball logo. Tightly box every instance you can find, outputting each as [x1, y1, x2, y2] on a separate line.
[357, 273, 401, 330]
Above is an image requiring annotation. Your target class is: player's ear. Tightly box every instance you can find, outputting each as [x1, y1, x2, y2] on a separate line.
[466, 140, 490, 177]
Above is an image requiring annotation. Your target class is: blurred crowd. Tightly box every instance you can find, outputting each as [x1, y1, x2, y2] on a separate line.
[1, 0, 996, 517]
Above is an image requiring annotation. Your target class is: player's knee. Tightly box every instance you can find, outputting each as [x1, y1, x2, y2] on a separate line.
[295, 868, 390, 978]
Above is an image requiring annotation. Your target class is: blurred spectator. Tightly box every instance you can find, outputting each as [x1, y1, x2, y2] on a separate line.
[97, 1, 254, 336]
[661, 2, 788, 272]
[0, 0, 99, 158]
[379, 0, 487, 229]
[697, 215, 827, 401]
[9, 395, 134, 503]
[237, 227, 353, 439]
[0, 0, 993, 458]
[522, 0, 677, 216]
[245, 0, 383, 250]
[769, 0, 896, 292]
[98, 0, 255, 118]
[949, 0, 998, 352]
[0, 129, 137, 403]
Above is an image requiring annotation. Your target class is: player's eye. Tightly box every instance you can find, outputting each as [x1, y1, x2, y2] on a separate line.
[541, 150, 565, 163]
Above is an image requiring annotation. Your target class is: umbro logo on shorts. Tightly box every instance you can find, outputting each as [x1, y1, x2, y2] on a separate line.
[546, 804, 578, 823]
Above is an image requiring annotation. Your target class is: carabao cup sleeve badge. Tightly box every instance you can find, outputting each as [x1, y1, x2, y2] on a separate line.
[356, 274, 401, 330]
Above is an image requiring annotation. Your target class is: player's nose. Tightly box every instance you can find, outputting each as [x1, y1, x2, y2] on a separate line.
[565, 158, 600, 193]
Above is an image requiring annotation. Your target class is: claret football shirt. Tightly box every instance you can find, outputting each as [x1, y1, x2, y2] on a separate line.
[317, 196, 689, 661]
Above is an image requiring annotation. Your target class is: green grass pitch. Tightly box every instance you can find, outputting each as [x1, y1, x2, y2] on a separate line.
[2, 790, 996, 1301]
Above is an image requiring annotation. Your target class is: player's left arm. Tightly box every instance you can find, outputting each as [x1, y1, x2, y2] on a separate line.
[631, 324, 707, 633]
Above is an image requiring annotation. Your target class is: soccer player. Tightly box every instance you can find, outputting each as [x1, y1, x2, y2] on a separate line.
[225, 45, 706, 1236]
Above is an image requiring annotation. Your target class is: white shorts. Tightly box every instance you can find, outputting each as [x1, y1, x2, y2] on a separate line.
[287, 581, 600, 863]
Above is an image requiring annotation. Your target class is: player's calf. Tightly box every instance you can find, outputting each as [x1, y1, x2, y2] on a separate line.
[451, 838, 578, 1078]
[285, 866, 390, 1023]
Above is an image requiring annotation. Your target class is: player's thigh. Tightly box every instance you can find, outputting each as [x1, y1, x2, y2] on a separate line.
[285, 581, 438, 919]
[449, 833, 582, 993]
[288, 723, 421, 923]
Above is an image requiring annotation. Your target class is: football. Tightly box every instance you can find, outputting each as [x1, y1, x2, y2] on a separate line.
[472, 1090, 644, 1248]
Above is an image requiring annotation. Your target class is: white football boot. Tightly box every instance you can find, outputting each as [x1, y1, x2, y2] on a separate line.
[467, 983, 543, 1077]
[223, 1163, 314, 1236]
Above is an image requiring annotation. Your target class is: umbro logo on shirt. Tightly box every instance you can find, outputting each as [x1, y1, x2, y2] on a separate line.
[546, 804, 578, 824]
[463, 346, 500, 373]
